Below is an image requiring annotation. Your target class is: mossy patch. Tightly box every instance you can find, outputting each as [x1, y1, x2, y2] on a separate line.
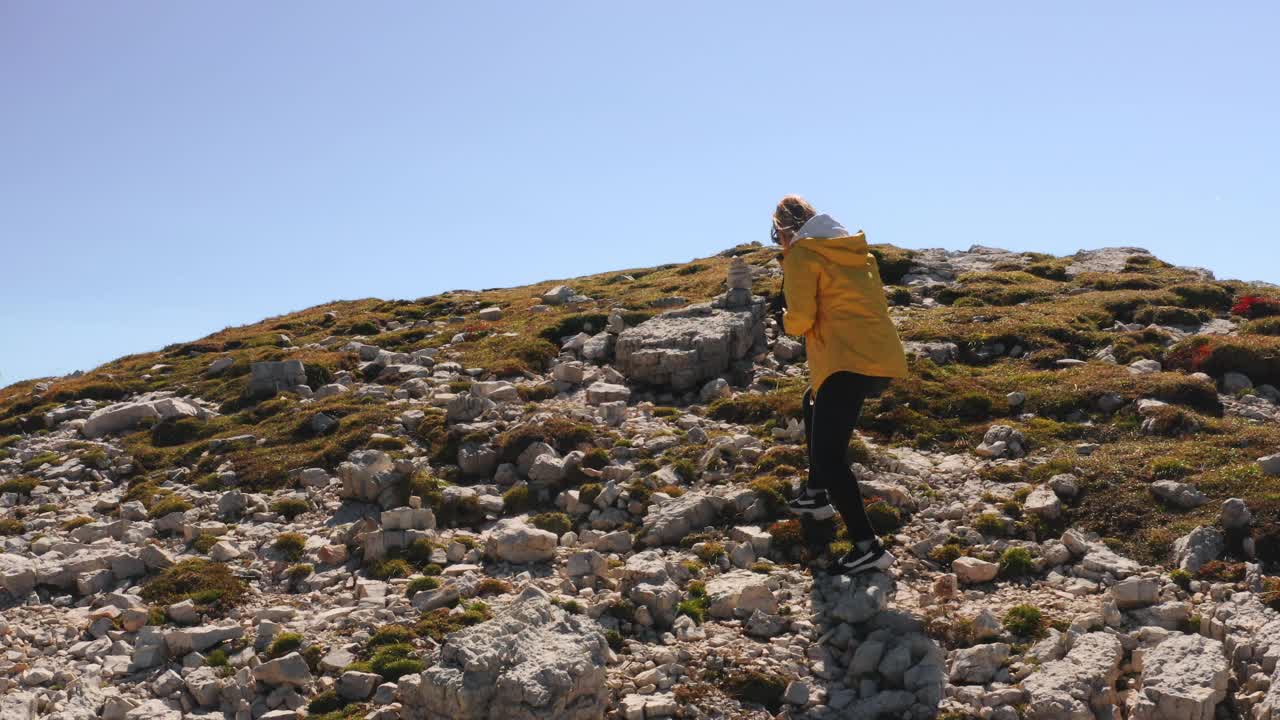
[140, 559, 249, 616]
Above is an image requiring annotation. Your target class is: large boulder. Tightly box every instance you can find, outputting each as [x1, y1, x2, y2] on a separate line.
[614, 301, 765, 391]
[404, 586, 611, 720]
[0, 553, 36, 597]
[1110, 577, 1160, 609]
[163, 623, 243, 655]
[949, 643, 1010, 685]
[0, 692, 37, 720]
[246, 360, 306, 398]
[705, 570, 777, 619]
[1151, 480, 1208, 509]
[1173, 526, 1224, 574]
[1022, 632, 1123, 719]
[1130, 634, 1228, 720]
[485, 519, 558, 564]
[252, 652, 313, 688]
[81, 394, 214, 439]
[338, 450, 401, 508]
[1064, 247, 1154, 276]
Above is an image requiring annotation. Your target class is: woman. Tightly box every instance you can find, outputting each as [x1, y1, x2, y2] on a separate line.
[773, 195, 909, 575]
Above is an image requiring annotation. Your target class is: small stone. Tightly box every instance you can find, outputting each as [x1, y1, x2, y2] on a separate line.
[1024, 485, 1062, 519]
[252, 652, 313, 687]
[953, 557, 999, 585]
[337, 670, 381, 700]
[783, 680, 810, 706]
[1220, 498, 1253, 530]
[1223, 371, 1253, 393]
[1258, 454, 1280, 476]
[1048, 473, 1079, 499]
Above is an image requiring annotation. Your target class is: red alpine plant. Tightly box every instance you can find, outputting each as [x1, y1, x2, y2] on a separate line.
[1231, 296, 1280, 319]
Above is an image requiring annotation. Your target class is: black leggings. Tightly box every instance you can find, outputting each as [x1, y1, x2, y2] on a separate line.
[802, 371, 888, 543]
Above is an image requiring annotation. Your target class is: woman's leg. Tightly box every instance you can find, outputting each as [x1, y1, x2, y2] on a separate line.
[808, 372, 876, 542]
[802, 385, 815, 489]
[789, 384, 839, 518]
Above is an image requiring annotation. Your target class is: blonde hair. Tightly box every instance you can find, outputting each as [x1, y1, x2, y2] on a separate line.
[772, 195, 817, 240]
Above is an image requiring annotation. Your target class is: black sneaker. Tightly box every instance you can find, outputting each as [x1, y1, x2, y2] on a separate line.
[787, 490, 836, 520]
[834, 540, 896, 576]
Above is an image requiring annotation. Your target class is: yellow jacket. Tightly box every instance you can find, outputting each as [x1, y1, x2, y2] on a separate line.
[782, 232, 909, 391]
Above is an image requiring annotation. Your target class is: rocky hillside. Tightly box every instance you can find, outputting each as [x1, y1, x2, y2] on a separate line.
[2, 242, 1280, 720]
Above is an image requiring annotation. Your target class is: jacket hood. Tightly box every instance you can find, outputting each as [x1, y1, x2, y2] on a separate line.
[791, 213, 870, 268]
[793, 213, 849, 241]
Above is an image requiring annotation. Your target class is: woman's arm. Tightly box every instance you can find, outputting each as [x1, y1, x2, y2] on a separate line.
[782, 247, 819, 336]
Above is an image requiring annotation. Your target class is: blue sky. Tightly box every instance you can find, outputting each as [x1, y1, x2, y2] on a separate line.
[2, 2, 1277, 385]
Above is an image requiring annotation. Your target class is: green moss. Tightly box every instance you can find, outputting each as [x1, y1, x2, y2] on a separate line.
[140, 559, 248, 615]
[475, 577, 512, 595]
[1150, 458, 1193, 480]
[1133, 305, 1210, 326]
[973, 512, 1007, 537]
[1243, 317, 1280, 336]
[150, 417, 223, 447]
[205, 648, 229, 667]
[725, 670, 787, 712]
[1169, 282, 1234, 310]
[368, 643, 424, 681]
[270, 498, 310, 520]
[707, 390, 801, 423]
[694, 542, 726, 563]
[368, 624, 414, 648]
[529, 511, 572, 536]
[502, 486, 533, 514]
[61, 515, 94, 531]
[369, 558, 413, 580]
[869, 245, 917, 285]
[306, 690, 349, 715]
[191, 534, 221, 554]
[864, 499, 903, 534]
[578, 483, 603, 506]
[0, 518, 26, 536]
[266, 631, 304, 658]
[404, 537, 435, 567]
[754, 445, 807, 473]
[274, 532, 306, 561]
[605, 629, 624, 652]
[285, 564, 313, 582]
[748, 477, 789, 517]
[493, 418, 596, 465]
[928, 542, 966, 568]
[999, 547, 1036, 578]
[0, 476, 38, 496]
[1003, 603, 1045, 637]
[1167, 335, 1280, 386]
[676, 591, 710, 624]
[148, 494, 193, 519]
[413, 604, 491, 642]
[406, 576, 442, 596]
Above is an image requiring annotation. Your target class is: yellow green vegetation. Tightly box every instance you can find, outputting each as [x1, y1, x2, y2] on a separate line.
[0, 242, 1275, 578]
[140, 559, 249, 615]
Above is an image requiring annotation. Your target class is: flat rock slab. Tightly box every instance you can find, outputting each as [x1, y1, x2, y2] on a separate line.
[1131, 634, 1228, 720]
[1022, 632, 1123, 719]
[640, 493, 726, 547]
[615, 302, 764, 390]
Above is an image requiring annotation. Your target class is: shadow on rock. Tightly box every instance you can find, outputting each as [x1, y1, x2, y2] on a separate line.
[808, 570, 945, 719]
